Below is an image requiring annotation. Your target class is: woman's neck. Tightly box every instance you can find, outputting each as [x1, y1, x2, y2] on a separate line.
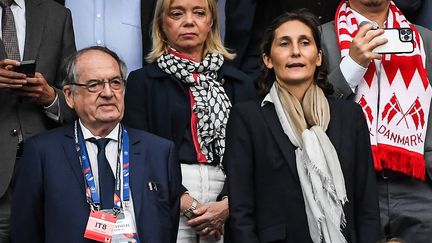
[276, 78, 313, 102]
[168, 48, 203, 62]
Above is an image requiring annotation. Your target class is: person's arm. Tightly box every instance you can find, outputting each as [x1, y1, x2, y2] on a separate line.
[53, 8, 76, 124]
[11, 139, 44, 242]
[321, 22, 386, 99]
[0, 9, 75, 123]
[223, 106, 259, 243]
[352, 105, 381, 243]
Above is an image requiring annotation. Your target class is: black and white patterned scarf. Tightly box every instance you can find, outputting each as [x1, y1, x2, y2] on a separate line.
[157, 50, 231, 163]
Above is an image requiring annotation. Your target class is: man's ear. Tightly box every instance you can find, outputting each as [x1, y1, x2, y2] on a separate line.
[63, 85, 75, 109]
[262, 53, 274, 69]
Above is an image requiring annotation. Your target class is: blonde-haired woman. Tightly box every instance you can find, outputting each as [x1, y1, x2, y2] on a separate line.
[124, 0, 255, 242]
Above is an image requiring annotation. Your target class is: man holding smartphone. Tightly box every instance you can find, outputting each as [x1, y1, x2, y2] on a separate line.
[321, 0, 432, 242]
[0, 0, 75, 242]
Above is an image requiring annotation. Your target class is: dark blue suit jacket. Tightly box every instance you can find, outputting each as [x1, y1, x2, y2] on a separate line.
[11, 123, 182, 243]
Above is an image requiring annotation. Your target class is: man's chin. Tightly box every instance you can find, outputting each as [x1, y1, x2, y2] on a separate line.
[97, 115, 122, 124]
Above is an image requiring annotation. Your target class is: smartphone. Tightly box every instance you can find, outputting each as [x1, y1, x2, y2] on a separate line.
[14, 60, 36, 77]
[372, 28, 414, 54]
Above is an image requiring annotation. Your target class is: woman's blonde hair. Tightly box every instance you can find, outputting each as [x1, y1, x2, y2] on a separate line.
[146, 0, 235, 63]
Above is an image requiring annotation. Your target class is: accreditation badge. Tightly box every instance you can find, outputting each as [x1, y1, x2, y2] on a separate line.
[84, 210, 118, 242]
[112, 206, 139, 242]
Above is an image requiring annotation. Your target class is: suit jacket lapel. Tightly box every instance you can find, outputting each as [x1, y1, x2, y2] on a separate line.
[23, 0, 44, 61]
[62, 124, 86, 192]
[128, 130, 145, 220]
[261, 104, 299, 181]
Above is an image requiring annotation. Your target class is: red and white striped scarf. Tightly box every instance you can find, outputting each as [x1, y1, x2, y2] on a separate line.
[335, 0, 431, 180]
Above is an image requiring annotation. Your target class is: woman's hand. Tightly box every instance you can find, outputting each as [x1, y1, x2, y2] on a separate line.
[180, 193, 197, 212]
[187, 198, 229, 240]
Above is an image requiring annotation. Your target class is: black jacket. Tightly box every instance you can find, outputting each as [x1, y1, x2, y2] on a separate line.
[224, 97, 381, 243]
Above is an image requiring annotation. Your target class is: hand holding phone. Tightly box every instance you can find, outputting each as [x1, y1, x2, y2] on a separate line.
[372, 28, 414, 54]
[13, 60, 36, 77]
[349, 22, 386, 67]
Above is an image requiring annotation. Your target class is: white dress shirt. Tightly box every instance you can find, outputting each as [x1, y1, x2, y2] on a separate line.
[79, 120, 138, 232]
[0, 0, 25, 61]
[65, 0, 143, 74]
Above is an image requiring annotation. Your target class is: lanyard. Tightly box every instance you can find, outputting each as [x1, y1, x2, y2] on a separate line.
[74, 121, 130, 211]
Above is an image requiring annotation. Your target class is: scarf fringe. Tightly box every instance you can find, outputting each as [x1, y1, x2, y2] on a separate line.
[372, 144, 426, 180]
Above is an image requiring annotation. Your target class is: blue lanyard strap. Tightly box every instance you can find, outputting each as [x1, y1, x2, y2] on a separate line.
[122, 128, 130, 203]
[114, 126, 130, 208]
[74, 121, 130, 210]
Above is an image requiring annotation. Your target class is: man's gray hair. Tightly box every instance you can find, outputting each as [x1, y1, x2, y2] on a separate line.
[62, 46, 127, 87]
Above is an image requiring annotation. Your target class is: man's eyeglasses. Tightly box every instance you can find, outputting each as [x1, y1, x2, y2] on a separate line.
[70, 78, 124, 93]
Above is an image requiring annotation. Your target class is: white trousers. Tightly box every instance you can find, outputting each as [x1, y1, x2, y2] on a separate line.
[177, 163, 225, 243]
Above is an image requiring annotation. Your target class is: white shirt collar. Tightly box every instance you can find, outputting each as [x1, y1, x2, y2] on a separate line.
[351, 8, 381, 28]
[14, 0, 25, 9]
[261, 88, 275, 107]
[79, 120, 120, 142]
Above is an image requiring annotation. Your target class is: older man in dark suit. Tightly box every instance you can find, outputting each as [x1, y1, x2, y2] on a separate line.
[11, 46, 182, 243]
[0, 0, 75, 241]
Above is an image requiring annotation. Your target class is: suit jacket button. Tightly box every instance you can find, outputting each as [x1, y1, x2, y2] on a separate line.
[10, 129, 18, 136]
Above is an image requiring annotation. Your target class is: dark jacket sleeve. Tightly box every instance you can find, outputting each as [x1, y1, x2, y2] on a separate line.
[57, 7, 77, 124]
[167, 142, 182, 243]
[11, 139, 45, 243]
[224, 106, 260, 243]
[352, 105, 381, 243]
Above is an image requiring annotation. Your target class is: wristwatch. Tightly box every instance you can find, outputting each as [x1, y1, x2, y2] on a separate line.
[183, 198, 198, 219]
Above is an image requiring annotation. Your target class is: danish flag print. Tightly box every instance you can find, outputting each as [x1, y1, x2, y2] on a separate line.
[407, 98, 425, 130]
[358, 95, 374, 124]
[381, 94, 425, 130]
[381, 93, 401, 124]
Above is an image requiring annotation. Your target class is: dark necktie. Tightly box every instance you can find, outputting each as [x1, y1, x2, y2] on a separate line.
[88, 138, 114, 209]
[0, 0, 20, 61]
